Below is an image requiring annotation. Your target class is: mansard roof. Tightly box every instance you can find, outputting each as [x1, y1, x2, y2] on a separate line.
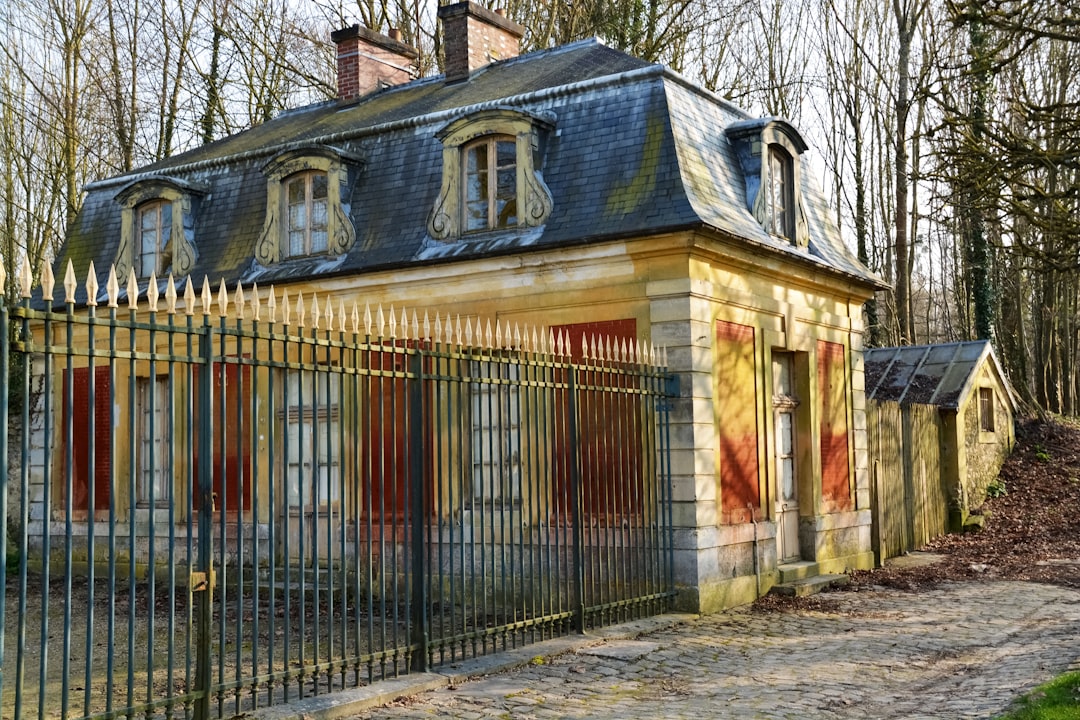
[57, 38, 882, 302]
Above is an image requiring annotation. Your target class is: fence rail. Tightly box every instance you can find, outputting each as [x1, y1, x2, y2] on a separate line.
[0, 266, 675, 720]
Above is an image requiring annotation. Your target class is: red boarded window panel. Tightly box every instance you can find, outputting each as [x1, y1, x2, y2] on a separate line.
[193, 360, 252, 514]
[550, 318, 639, 522]
[818, 340, 851, 511]
[358, 341, 435, 520]
[362, 345, 409, 518]
[715, 319, 759, 524]
[63, 366, 112, 514]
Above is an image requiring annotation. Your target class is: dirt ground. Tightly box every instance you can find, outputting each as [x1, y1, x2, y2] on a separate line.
[757, 417, 1080, 612]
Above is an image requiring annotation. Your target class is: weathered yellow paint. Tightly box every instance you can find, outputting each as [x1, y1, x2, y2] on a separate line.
[33, 222, 879, 612]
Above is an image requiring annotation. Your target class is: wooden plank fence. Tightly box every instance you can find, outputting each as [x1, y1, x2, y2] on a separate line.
[867, 400, 950, 563]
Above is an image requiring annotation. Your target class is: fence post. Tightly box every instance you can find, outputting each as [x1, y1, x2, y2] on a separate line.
[568, 365, 585, 634]
[194, 321, 215, 720]
[408, 349, 429, 672]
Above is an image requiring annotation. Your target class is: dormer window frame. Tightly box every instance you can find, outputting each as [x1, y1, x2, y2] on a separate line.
[284, 169, 330, 258]
[725, 119, 811, 250]
[114, 177, 204, 281]
[756, 124, 809, 249]
[429, 108, 554, 241]
[137, 199, 173, 278]
[256, 146, 361, 266]
[462, 134, 518, 233]
[767, 145, 795, 241]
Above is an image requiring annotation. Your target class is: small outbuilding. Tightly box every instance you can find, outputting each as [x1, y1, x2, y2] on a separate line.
[864, 341, 1018, 534]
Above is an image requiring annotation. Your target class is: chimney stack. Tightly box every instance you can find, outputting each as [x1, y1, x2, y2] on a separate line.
[331, 25, 419, 102]
[437, 2, 525, 84]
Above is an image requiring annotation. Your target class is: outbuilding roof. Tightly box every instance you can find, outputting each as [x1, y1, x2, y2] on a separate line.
[56, 38, 883, 303]
[864, 341, 1018, 410]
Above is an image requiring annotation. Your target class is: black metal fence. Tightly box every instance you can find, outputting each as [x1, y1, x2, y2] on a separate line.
[0, 266, 674, 720]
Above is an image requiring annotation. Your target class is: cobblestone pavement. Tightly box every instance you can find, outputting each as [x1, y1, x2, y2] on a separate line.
[349, 581, 1080, 719]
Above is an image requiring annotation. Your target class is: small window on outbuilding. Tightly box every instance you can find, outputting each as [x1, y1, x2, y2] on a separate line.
[979, 387, 995, 433]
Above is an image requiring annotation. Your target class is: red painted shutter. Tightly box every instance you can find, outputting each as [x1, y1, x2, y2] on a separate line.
[64, 366, 112, 513]
[193, 361, 252, 513]
[550, 318, 639, 521]
[715, 320, 759, 524]
[818, 340, 851, 511]
[364, 346, 409, 518]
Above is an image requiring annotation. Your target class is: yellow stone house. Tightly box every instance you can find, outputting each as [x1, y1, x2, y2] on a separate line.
[43, 1, 883, 612]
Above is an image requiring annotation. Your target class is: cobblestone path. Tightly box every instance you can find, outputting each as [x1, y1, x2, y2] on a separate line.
[350, 581, 1080, 719]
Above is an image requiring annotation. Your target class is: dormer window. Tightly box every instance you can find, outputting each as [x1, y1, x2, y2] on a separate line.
[725, 118, 810, 250]
[285, 171, 330, 256]
[429, 108, 554, 241]
[138, 200, 173, 277]
[256, 146, 360, 266]
[767, 146, 794, 240]
[114, 177, 204, 281]
[464, 136, 517, 232]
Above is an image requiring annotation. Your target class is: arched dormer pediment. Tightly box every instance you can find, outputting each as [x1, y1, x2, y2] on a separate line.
[113, 175, 208, 281]
[429, 108, 556, 241]
[255, 145, 362, 266]
[725, 118, 810, 249]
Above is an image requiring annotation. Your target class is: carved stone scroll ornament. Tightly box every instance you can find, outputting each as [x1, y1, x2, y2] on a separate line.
[523, 171, 553, 226]
[330, 201, 355, 256]
[255, 204, 280, 265]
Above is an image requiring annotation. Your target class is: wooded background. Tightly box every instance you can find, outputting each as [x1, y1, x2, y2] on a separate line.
[1, 0, 1077, 413]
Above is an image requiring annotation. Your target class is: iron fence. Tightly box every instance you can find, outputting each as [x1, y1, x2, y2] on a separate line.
[0, 266, 674, 720]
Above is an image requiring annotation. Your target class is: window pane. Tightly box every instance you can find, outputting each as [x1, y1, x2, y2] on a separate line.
[287, 177, 305, 204]
[495, 140, 516, 169]
[160, 204, 172, 246]
[467, 144, 486, 175]
[311, 172, 328, 199]
[496, 168, 517, 227]
[779, 412, 793, 455]
[465, 200, 488, 231]
[289, 230, 305, 256]
[466, 167, 488, 203]
[140, 206, 156, 231]
[781, 458, 795, 501]
[496, 198, 517, 227]
[312, 197, 328, 230]
[310, 230, 328, 253]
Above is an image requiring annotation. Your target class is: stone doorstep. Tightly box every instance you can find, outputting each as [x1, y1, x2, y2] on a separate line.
[246, 612, 699, 720]
[770, 573, 850, 598]
[777, 560, 820, 584]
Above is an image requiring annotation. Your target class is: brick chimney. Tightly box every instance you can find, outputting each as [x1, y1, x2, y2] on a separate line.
[437, 2, 525, 83]
[330, 25, 419, 102]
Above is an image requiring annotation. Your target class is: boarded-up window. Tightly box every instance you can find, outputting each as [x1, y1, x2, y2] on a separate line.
[193, 361, 252, 515]
[715, 320, 759, 524]
[818, 340, 851, 511]
[63, 366, 112, 514]
[979, 387, 995, 433]
[550, 318, 639, 522]
[364, 347, 407, 518]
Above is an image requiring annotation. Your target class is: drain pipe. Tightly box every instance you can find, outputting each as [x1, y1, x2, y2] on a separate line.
[749, 503, 761, 599]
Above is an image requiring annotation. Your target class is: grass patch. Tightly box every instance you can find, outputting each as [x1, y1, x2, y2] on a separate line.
[999, 671, 1080, 719]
